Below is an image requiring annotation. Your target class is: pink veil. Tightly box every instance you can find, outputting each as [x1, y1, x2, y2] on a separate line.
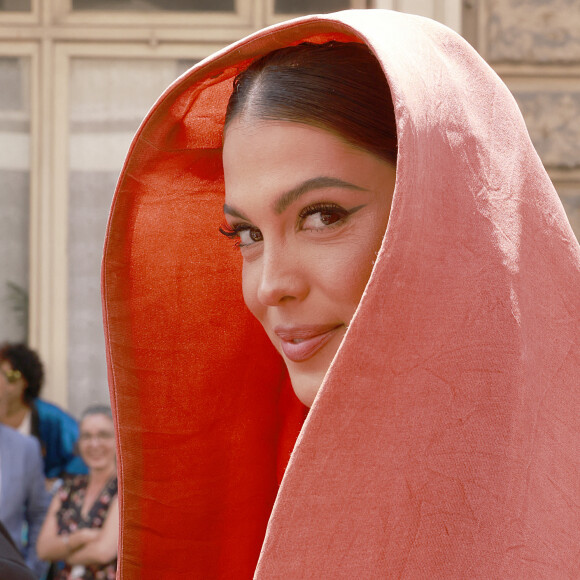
[103, 10, 580, 578]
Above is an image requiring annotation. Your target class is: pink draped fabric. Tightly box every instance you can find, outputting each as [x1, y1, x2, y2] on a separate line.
[102, 9, 580, 579]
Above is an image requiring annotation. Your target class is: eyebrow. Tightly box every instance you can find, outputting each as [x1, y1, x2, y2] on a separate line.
[273, 176, 367, 214]
[222, 176, 368, 221]
[223, 204, 248, 220]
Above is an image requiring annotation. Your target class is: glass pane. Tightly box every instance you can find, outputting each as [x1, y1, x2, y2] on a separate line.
[72, 0, 234, 11]
[0, 57, 30, 343]
[0, 0, 31, 11]
[67, 57, 194, 416]
[176, 59, 198, 76]
[274, 0, 349, 14]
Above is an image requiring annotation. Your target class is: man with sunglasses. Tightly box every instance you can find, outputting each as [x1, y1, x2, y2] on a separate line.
[0, 344, 87, 486]
[0, 356, 49, 577]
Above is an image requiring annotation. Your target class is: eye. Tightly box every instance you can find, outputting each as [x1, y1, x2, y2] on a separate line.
[299, 203, 350, 231]
[219, 223, 263, 248]
[238, 226, 263, 247]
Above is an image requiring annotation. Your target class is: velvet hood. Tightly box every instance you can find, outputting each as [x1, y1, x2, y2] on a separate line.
[102, 9, 580, 579]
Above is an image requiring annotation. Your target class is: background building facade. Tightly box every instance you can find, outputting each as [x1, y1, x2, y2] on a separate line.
[0, 0, 577, 417]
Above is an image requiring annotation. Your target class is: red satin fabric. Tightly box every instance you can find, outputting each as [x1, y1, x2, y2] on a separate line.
[103, 10, 580, 579]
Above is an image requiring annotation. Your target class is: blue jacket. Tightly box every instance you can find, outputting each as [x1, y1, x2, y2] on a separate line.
[31, 399, 87, 479]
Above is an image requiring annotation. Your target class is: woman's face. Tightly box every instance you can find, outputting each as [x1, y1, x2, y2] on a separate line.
[78, 413, 116, 472]
[0, 360, 25, 411]
[222, 119, 396, 407]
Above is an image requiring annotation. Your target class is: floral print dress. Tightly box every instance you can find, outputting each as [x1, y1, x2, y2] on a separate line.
[56, 475, 117, 580]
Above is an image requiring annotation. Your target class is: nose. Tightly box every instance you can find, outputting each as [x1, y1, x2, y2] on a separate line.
[256, 243, 308, 306]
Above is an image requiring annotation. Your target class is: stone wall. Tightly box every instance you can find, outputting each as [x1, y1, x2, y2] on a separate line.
[464, 0, 580, 240]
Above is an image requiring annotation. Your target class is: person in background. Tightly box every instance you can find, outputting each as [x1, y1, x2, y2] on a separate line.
[37, 405, 118, 580]
[0, 343, 87, 485]
[0, 363, 49, 578]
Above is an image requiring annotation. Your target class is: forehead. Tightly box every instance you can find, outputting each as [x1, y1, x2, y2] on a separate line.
[223, 117, 352, 158]
[223, 119, 376, 196]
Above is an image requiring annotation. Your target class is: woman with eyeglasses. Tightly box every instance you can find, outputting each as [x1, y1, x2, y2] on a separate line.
[37, 405, 117, 580]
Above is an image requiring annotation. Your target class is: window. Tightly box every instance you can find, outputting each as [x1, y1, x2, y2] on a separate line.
[72, 0, 234, 10]
[0, 56, 31, 343]
[0, 0, 31, 10]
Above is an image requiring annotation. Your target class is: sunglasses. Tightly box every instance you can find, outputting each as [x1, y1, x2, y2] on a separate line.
[0, 367, 22, 383]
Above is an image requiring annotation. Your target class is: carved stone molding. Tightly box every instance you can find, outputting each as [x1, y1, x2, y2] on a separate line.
[486, 0, 580, 63]
[511, 88, 580, 169]
[555, 183, 580, 239]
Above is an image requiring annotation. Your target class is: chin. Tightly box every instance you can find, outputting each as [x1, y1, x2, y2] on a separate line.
[279, 333, 343, 407]
[289, 372, 326, 408]
[87, 459, 112, 471]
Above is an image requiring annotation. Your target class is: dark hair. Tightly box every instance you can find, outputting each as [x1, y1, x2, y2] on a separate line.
[0, 342, 44, 403]
[225, 41, 397, 165]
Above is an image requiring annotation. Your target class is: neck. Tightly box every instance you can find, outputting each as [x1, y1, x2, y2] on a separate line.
[88, 464, 116, 487]
[2, 399, 29, 429]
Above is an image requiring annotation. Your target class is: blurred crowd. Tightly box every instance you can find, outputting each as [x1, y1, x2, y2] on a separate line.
[0, 343, 118, 580]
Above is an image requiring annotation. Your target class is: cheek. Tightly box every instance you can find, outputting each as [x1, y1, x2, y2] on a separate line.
[241, 262, 262, 320]
[324, 233, 382, 308]
[329, 251, 374, 308]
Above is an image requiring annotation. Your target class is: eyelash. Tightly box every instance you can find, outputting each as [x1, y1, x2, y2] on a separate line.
[218, 223, 254, 248]
[298, 202, 349, 228]
[219, 202, 351, 248]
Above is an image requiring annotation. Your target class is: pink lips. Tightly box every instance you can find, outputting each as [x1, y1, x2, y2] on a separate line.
[274, 324, 343, 362]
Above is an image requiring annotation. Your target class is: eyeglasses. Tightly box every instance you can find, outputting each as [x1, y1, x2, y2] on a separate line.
[0, 367, 22, 383]
[79, 431, 115, 443]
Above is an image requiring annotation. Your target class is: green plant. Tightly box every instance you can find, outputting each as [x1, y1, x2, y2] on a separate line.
[5, 281, 29, 344]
